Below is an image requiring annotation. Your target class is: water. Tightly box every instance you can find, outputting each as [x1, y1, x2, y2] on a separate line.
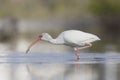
[0, 52, 120, 80]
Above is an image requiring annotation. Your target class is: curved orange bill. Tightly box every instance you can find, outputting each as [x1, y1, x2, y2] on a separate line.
[26, 36, 42, 53]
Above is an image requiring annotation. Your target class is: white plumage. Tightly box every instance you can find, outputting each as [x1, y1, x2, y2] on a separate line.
[56, 30, 100, 47]
[26, 30, 100, 60]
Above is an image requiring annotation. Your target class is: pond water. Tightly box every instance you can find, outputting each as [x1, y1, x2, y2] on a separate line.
[0, 52, 120, 80]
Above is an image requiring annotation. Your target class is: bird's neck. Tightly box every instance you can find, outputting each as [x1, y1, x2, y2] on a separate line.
[43, 34, 64, 45]
[49, 39, 58, 44]
[48, 38, 64, 44]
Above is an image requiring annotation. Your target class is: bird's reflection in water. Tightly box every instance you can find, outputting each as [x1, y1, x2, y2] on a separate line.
[26, 64, 66, 80]
[26, 63, 97, 80]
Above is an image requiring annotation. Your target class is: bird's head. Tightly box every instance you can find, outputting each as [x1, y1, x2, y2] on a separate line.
[26, 33, 52, 53]
[41, 33, 52, 41]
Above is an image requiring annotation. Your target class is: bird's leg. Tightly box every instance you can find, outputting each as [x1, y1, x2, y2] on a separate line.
[74, 48, 80, 60]
[74, 43, 92, 60]
[77, 43, 92, 50]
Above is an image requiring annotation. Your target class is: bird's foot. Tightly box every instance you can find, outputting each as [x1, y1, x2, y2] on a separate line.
[74, 47, 80, 60]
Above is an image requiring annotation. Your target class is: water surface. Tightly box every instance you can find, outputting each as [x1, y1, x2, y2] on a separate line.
[0, 52, 120, 80]
[0, 52, 120, 63]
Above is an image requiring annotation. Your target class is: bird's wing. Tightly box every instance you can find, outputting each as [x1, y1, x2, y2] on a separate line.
[63, 30, 99, 46]
[63, 31, 85, 46]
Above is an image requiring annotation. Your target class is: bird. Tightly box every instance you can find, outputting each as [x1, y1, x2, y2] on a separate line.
[26, 30, 100, 60]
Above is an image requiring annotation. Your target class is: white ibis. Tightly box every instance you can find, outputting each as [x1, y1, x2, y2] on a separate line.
[26, 30, 100, 60]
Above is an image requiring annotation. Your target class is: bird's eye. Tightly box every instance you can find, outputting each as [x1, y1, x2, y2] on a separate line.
[38, 35, 43, 38]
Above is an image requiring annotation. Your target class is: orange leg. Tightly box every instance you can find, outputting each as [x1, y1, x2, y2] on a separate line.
[74, 43, 92, 60]
[74, 48, 80, 60]
[77, 43, 92, 50]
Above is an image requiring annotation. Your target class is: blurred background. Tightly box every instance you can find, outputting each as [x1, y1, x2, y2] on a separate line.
[0, 0, 120, 52]
[0, 0, 120, 80]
